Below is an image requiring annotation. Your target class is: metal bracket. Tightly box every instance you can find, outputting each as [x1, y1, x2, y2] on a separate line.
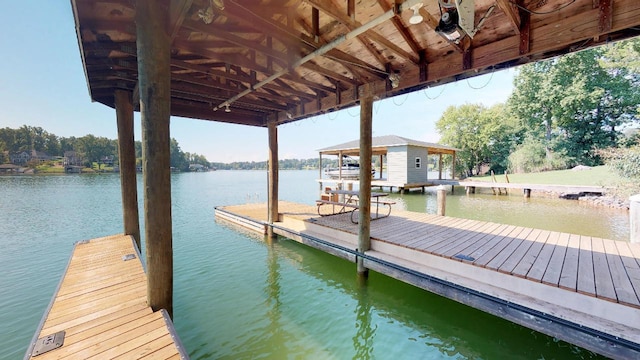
[122, 253, 137, 261]
[32, 331, 65, 356]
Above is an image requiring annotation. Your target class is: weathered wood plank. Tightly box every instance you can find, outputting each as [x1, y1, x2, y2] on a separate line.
[559, 234, 581, 291]
[498, 228, 542, 275]
[442, 223, 510, 259]
[525, 231, 561, 282]
[28, 235, 185, 359]
[486, 227, 534, 272]
[591, 237, 617, 302]
[616, 241, 640, 306]
[576, 236, 595, 296]
[603, 239, 640, 307]
[541, 233, 570, 286]
[512, 230, 550, 278]
[473, 227, 531, 267]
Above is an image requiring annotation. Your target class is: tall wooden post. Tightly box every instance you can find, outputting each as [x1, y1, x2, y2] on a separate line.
[451, 152, 456, 179]
[438, 153, 443, 180]
[114, 90, 141, 249]
[136, 0, 173, 317]
[379, 154, 383, 179]
[267, 121, 279, 238]
[357, 84, 374, 277]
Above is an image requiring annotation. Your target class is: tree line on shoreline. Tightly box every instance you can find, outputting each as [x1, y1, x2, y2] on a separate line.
[0, 126, 210, 172]
[0, 126, 341, 171]
[436, 38, 640, 179]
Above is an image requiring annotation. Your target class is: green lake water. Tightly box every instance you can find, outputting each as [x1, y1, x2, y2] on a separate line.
[1, 170, 625, 359]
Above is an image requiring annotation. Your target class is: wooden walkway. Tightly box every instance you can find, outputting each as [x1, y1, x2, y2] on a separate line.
[216, 201, 640, 359]
[25, 234, 188, 359]
[429, 179, 607, 194]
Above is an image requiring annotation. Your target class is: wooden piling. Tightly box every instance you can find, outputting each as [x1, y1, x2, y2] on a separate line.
[136, 0, 173, 317]
[357, 84, 374, 277]
[437, 185, 446, 216]
[524, 188, 531, 198]
[267, 121, 279, 238]
[114, 90, 141, 249]
[630, 194, 640, 243]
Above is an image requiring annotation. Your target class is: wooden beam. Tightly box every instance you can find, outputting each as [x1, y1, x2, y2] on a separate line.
[348, 0, 355, 20]
[519, 7, 530, 55]
[135, 0, 173, 317]
[114, 89, 141, 249]
[377, 0, 422, 56]
[267, 121, 279, 238]
[357, 82, 374, 276]
[598, 0, 612, 34]
[496, 0, 521, 34]
[169, 0, 193, 41]
[307, 0, 419, 63]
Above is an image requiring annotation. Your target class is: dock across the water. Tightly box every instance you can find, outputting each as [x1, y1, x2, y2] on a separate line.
[216, 201, 640, 359]
[25, 234, 188, 359]
[429, 179, 607, 197]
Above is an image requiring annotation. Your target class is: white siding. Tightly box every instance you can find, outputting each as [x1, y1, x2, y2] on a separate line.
[406, 146, 428, 183]
[387, 146, 407, 183]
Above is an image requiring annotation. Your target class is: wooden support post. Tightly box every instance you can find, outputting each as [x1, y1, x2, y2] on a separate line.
[267, 121, 279, 239]
[630, 194, 640, 243]
[524, 188, 531, 198]
[114, 90, 141, 249]
[438, 153, 443, 180]
[319, 153, 323, 192]
[437, 185, 446, 216]
[357, 84, 374, 277]
[451, 152, 456, 179]
[136, 0, 173, 317]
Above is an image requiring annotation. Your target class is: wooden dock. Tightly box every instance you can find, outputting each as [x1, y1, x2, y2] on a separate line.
[429, 179, 607, 196]
[216, 201, 640, 359]
[24, 234, 188, 359]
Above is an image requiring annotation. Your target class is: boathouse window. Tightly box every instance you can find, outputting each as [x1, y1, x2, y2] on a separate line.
[415, 157, 421, 169]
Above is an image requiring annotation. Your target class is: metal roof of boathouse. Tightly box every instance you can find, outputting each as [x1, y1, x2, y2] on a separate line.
[318, 135, 458, 156]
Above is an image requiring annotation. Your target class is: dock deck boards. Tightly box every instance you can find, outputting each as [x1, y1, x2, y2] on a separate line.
[216, 201, 640, 357]
[25, 234, 187, 359]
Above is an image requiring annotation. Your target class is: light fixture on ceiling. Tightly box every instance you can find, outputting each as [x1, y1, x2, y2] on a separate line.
[286, 112, 293, 120]
[198, 5, 213, 24]
[409, 4, 424, 25]
[198, 0, 224, 24]
[212, 0, 225, 10]
[388, 73, 400, 89]
[224, 103, 231, 112]
[435, 0, 476, 43]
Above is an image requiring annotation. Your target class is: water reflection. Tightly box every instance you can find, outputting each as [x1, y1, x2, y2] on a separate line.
[352, 281, 375, 360]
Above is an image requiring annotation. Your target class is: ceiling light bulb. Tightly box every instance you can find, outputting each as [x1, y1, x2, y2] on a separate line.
[224, 104, 230, 112]
[409, 7, 423, 25]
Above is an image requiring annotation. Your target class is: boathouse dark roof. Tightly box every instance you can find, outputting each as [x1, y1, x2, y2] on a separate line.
[70, 0, 640, 128]
[318, 135, 458, 156]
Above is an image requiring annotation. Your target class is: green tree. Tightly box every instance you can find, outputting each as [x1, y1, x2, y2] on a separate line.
[436, 103, 516, 176]
[508, 43, 640, 167]
[169, 138, 189, 171]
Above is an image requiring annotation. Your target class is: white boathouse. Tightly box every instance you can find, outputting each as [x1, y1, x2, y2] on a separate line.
[318, 135, 458, 193]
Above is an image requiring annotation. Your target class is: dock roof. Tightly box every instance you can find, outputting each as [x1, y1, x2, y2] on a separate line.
[318, 135, 458, 156]
[70, 0, 640, 128]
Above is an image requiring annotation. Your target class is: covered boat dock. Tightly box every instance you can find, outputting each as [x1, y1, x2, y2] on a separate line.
[43, 0, 640, 357]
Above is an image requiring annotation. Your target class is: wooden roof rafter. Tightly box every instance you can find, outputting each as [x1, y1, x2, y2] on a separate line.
[72, 0, 640, 127]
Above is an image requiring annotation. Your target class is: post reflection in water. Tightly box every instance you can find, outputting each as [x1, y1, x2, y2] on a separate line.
[352, 280, 376, 360]
[265, 235, 283, 350]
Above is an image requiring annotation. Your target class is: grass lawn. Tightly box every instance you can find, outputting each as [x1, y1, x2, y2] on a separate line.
[470, 166, 621, 187]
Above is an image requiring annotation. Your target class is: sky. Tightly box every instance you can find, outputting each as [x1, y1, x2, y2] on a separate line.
[0, 1, 516, 163]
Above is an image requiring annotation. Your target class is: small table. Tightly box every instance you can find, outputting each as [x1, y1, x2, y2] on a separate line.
[316, 189, 394, 223]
